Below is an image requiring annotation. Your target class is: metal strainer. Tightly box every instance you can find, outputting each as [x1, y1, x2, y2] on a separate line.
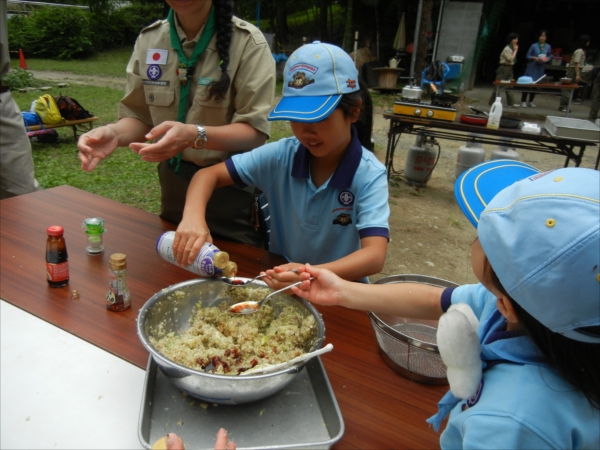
[368, 274, 458, 385]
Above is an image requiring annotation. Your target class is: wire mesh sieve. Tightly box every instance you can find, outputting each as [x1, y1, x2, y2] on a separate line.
[368, 274, 459, 385]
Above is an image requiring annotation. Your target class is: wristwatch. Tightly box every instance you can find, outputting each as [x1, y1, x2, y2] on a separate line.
[192, 124, 208, 149]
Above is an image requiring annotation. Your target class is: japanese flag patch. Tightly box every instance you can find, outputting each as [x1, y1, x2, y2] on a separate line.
[146, 49, 169, 65]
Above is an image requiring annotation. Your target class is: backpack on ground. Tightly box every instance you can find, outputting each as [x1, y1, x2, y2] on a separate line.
[22, 111, 43, 128]
[55, 94, 93, 121]
[35, 94, 64, 125]
[22, 111, 59, 143]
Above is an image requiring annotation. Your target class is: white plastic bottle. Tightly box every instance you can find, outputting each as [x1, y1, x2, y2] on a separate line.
[487, 97, 503, 130]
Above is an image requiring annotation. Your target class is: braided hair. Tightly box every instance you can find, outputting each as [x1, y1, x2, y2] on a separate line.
[208, 0, 234, 102]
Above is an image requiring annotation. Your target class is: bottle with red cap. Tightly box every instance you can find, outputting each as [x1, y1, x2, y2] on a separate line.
[46, 225, 69, 287]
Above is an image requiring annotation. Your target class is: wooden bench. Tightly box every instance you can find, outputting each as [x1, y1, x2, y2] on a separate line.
[27, 117, 99, 139]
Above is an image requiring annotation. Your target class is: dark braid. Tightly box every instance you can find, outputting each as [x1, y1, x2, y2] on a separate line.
[209, 0, 234, 102]
[338, 77, 374, 151]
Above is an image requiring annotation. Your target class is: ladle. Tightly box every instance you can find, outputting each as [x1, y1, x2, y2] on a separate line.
[240, 343, 334, 376]
[228, 277, 314, 315]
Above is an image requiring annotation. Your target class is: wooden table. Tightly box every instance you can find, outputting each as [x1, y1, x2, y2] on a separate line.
[383, 114, 599, 180]
[493, 80, 579, 117]
[0, 186, 446, 449]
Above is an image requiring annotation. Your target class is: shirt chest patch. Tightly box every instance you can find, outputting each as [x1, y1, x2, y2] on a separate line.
[146, 49, 169, 65]
[198, 77, 214, 86]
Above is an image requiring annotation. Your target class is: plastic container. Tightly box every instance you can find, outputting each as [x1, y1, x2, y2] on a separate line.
[487, 97, 502, 130]
[46, 225, 69, 288]
[156, 231, 233, 277]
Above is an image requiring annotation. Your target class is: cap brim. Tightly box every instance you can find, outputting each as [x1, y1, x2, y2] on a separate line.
[454, 160, 541, 227]
[268, 94, 342, 122]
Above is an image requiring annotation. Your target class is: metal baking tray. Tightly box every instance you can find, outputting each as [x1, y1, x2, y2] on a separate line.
[138, 356, 344, 449]
[544, 116, 600, 142]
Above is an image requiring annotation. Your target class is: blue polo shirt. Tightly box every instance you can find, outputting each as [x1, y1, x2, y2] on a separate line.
[225, 129, 389, 282]
[433, 284, 600, 449]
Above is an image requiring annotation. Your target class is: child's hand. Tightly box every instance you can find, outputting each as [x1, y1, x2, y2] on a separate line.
[173, 222, 211, 266]
[290, 264, 345, 306]
[263, 264, 303, 292]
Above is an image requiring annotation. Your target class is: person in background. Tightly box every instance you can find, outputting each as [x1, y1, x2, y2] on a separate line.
[588, 67, 600, 122]
[173, 42, 389, 288]
[520, 30, 551, 107]
[77, 0, 275, 247]
[559, 34, 590, 112]
[488, 33, 519, 107]
[0, 0, 40, 199]
[292, 162, 600, 449]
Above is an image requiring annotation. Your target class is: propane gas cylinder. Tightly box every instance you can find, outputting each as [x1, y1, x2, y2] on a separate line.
[404, 134, 439, 187]
[491, 137, 520, 161]
[455, 137, 485, 179]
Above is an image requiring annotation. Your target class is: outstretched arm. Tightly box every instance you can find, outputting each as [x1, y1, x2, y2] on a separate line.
[173, 163, 234, 266]
[291, 264, 444, 320]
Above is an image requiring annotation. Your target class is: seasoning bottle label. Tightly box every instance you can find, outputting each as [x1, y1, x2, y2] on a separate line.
[106, 272, 131, 308]
[156, 231, 230, 277]
[46, 261, 69, 282]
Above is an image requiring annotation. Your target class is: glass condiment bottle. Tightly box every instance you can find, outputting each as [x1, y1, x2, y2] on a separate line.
[82, 217, 105, 254]
[46, 225, 69, 287]
[106, 253, 131, 311]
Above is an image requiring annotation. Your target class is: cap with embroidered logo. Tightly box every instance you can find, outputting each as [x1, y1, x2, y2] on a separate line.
[455, 161, 600, 343]
[268, 41, 359, 123]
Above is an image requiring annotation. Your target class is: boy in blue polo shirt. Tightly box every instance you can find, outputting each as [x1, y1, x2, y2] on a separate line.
[173, 41, 390, 285]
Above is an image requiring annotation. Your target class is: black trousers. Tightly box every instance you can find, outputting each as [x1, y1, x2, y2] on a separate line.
[158, 160, 264, 248]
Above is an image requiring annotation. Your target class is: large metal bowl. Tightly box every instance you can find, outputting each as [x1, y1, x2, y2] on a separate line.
[137, 278, 325, 405]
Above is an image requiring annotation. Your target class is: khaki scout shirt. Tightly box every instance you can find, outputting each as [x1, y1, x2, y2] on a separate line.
[571, 48, 585, 68]
[499, 46, 515, 65]
[119, 15, 275, 167]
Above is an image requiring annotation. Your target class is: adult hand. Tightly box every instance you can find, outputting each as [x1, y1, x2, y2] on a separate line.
[263, 264, 303, 291]
[173, 219, 212, 266]
[129, 121, 196, 163]
[290, 264, 345, 306]
[215, 428, 236, 450]
[513, 44, 519, 53]
[78, 126, 119, 172]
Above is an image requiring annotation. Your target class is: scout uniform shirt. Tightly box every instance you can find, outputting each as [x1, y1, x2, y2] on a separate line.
[118, 14, 275, 168]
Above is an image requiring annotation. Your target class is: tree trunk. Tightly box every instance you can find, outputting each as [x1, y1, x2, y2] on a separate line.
[318, 0, 330, 42]
[414, 0, 432, 85]
[343, 0, 354, 52]
[275, 0, 288, 43]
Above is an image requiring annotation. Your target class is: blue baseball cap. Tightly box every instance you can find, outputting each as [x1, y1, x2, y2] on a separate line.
[268, 41, 360, 123]
[455, 162, 600, 343]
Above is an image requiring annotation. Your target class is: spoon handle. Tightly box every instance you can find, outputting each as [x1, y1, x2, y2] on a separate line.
[240, 343, 333, 376]
[261, 277, 314, 304]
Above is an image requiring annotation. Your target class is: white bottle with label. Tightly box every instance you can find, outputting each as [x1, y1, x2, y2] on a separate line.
[487, 97, 503, 130]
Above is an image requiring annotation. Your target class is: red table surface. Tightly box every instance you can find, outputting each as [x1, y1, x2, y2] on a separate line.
[0, 186, 446, 449]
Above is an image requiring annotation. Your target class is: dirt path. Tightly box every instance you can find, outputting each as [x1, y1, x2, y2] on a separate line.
[30, 70, 598, 286]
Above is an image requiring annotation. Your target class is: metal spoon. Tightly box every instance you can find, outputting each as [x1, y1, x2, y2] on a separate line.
[220, 268, 300, 287]
[228, 277, 314, 315]
[240, 343, 334, 376]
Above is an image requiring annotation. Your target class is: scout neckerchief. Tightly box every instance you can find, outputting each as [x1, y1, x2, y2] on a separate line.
[167, 6, 216, 173]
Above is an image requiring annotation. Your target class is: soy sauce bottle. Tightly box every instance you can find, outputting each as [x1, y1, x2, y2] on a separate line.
[46, 225, 69, 287]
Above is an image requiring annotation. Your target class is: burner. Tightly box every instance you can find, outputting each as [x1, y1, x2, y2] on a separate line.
[398, 97, 422, 104]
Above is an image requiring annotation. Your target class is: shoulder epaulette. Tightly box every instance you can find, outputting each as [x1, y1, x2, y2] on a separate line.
[140, 19, 165, 34]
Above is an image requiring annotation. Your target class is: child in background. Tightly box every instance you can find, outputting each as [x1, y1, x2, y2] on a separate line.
[173, 41, 389, 287]
[292, 161, 600, 449]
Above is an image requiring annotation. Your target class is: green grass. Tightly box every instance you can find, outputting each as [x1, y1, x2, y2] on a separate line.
[13, 82, 162, 214]
[10, 47, 132, 78]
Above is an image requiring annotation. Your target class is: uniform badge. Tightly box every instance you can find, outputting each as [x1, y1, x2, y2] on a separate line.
[338, 190, 355, 206]
[465, 379, 484, 408]
[146, 49, 168, 65]
[177, 64, 189, 86]
[333, 213, 352, 226]
[347, 79, 357, 89]
[147, 64, 162, 81]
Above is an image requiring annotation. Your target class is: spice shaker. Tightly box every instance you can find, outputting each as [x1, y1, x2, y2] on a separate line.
[82, 217, 105, 254]
[156, 231, 235, 277]
[46, 225, 69, 288]
[106, 253, 131, 311]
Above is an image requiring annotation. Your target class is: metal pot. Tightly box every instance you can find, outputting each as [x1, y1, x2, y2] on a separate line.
[137, 278, 326, 405]
[402, 85, 423, 101]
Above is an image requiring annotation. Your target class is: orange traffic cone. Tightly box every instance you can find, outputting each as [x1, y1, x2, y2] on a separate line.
[19, 49, 28, 69]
